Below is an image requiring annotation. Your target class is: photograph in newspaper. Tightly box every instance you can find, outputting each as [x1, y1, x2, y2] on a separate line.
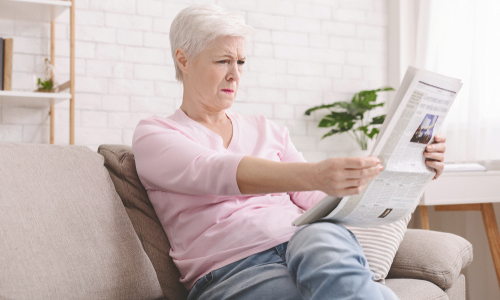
[292, 66, 463, 227]
[410, 114, 438, 144]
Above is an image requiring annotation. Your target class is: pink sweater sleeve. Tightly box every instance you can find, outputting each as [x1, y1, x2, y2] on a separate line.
[132, 117, 244, 196]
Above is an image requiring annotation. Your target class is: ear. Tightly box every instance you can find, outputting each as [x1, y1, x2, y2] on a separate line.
[175, 48, 189, 75]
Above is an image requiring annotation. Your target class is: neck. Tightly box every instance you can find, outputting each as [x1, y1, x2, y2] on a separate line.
[180, 81, 230, 125]
[180, 100, 233, 149]
[180, 102, 228, 126]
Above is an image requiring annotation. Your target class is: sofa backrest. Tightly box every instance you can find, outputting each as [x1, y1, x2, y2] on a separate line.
[98, 144, 189, 300]
[0, 143, 163, 300]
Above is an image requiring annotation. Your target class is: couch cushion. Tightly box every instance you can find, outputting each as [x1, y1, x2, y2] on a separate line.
[444, 274, 465, 300]
[0, 143, 163, 300]
[385, 278, 448, 300]
[98, 144, 189, 300]
[388, 229, 473, 290]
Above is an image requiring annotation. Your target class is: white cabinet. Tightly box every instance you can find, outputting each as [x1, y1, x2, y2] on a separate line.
[0, 0, 75, 144]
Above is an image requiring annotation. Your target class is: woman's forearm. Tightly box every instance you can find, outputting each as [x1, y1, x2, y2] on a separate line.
[236, 156, 318, 195]
[236, 155, 384, 197]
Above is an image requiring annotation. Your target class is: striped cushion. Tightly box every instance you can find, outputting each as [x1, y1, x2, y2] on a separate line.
[347, 215, 411, 282]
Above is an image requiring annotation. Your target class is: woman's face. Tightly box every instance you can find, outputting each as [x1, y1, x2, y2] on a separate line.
[184, 36, 246, 112]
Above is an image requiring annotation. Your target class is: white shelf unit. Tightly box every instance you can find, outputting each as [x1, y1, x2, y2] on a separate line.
[0, 0, 75, 144]
[0, 90, 71, 107]
[0, 0, 71, 22]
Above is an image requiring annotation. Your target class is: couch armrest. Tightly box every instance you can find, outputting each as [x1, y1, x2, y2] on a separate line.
[387, 229, 473, 290]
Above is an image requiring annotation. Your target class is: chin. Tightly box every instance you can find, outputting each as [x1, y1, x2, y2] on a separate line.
[223, 100, 234, 110]
[216, 96, 235, 108]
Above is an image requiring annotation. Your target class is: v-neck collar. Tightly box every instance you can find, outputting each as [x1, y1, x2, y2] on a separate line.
[175, 109, 238, 151]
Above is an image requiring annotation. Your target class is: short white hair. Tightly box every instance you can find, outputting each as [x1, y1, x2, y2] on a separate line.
[169, 5, 253, 82]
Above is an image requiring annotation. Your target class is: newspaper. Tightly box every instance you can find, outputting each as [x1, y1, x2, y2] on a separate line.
[293, 66, 463, 227]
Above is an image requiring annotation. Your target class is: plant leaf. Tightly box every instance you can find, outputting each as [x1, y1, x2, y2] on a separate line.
[318, 117, 337, 127]
[304, 102, 347, 115]
[379, 87, 395, 92]
[370, 114, 386, 125]
[322, 129, 341, 139]
[357, 125, 369, 135]
[367, 128, 380, 139]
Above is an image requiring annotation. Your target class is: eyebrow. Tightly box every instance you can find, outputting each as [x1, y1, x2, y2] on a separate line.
[220, 54, 246, 60]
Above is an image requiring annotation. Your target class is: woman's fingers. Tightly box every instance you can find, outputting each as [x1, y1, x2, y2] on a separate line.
[424, 134, 447, 179]
[433, 133, 447, 143]
[423, 151, 444, 162]
[331, 182, 374, 198]
[425, 142, 446, 154]
[426, 160, 445, 179]
[343, 164, 384, 179]
[319, 156, 383, 197]
[425, 134, 446, 156]
[341, 156, 382, 169]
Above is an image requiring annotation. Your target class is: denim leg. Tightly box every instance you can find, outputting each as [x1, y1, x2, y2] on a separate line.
[286, 222, 400, 300]
[188, 243, 302, 300]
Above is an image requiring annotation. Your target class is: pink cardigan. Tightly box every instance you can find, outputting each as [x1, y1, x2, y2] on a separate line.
[132, 109, 324, 289]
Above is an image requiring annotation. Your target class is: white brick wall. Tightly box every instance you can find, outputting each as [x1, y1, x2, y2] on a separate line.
[0, 0, 389, 159]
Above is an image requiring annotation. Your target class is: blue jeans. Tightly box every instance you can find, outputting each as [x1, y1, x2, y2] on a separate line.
[188, 222, 400, 300]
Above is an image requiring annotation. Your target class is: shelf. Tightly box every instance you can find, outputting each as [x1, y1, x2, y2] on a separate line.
[0, 0, 74, 144]
[0, 90, 71, 107]
[0, 0, 71, 23]
[421, 171, 500, 205]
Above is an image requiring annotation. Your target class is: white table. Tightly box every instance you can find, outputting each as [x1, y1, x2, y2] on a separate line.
[420, 170, 500, 287]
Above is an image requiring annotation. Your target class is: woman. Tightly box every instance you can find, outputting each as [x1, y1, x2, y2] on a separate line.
[133, 5, 446, 300]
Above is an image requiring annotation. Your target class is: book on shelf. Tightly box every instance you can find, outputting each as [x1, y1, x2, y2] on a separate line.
[0, 37, 4, 90]
[3, 37, 13, 91]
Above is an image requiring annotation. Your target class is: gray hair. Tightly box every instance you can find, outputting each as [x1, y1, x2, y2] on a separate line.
[169, 5, 253, 82]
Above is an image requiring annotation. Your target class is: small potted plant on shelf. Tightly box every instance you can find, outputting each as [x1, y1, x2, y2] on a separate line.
[35, 58, 55, 93]
[305, 87, 394, 151]
[36, 78, 55, 93]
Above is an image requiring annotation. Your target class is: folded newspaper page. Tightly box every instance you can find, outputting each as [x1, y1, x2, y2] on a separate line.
[293, 66, 463, 227]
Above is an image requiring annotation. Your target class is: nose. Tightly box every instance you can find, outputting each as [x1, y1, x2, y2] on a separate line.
[226, 62, 241, 82]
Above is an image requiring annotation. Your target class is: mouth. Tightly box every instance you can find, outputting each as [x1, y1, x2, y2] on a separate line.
[221, 89, 235, 94]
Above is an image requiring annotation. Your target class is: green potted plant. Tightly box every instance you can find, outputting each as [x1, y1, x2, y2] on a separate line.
[35, 58, 55, 93]
[36, 78, 55, 93]
[305, 87, 394, 151]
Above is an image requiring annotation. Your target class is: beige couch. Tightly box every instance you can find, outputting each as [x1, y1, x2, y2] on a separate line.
[0, 143, 473, 300]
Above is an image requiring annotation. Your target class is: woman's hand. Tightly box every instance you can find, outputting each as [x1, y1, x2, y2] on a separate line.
[314, 157, 384, 198]
[424, 134, 447, 179]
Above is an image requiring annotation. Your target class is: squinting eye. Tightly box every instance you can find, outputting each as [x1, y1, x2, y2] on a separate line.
[217, 60, 228, 64]
[237, 60, 245, 65]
